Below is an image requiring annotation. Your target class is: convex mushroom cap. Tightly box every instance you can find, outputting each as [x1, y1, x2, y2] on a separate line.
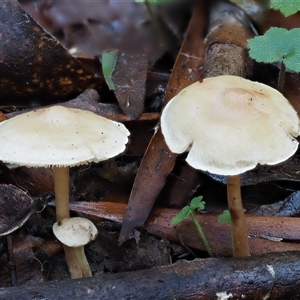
[0, 105, 130, 167]
[161, 75, 300, 176]
[53, 217, 98, 247]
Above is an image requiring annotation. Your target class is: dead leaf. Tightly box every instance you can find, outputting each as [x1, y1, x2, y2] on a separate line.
[0, 1, 102, 105]
[0, 184, 34, 237]
[112, 53, 148, 120]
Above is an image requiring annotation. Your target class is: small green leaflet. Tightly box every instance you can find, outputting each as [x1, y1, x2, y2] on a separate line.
[248, 27, 300, 72]
[218, 210, 232, 226]
[171, 196, 213, 256]
[270, 0, 300, 17]
[190, 196, 205, 211]
[101, 50, 118, 90]
[171, 196, 205, 226]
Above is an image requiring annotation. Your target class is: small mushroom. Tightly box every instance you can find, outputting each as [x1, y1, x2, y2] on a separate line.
[161, 75, 299, 257]
[0, 105, 130, 277]
[53, 217, 98, 278]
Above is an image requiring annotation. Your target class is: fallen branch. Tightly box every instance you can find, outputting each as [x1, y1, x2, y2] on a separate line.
[67, 201, 300, 257]
[0, 252, 300, 299]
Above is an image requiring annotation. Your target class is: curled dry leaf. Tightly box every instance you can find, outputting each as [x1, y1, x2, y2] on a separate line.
[0, 184, 34, 237]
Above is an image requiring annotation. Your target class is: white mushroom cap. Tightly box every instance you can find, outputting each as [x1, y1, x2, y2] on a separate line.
[0, 106, 130, 167]
[53, 217, 98, 247]
[161, 75, 300, 176]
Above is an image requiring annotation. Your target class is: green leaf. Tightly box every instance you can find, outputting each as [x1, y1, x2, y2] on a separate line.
[190, 196, 205, 211]
[171, 196, 205, 226]
[171, 206, 191, 226]
[218, 210, 232, 226]
[270, 0, 300, 17]
[101, 50, 118, 90]
[283, 28, 300, 72]
[248, 27, 300, 72]
[248, 27, 288, 63]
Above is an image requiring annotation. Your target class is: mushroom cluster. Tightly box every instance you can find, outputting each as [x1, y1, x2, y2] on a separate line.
[161, 75, 299, 257]
[0, 105, 130, 277]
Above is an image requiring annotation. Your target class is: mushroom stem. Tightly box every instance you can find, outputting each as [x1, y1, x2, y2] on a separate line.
[63, 245, 92, 279]
[73, 246, 92, 277]
[53, 167, 92, 278]
[53, 166, 70, 221]
[227, 175, 250, 257]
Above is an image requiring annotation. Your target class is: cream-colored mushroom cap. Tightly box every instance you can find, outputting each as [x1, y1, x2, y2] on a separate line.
[53, 217, 98, 247]
[0, 106, 130, 167]
[161, 75, 300, 176]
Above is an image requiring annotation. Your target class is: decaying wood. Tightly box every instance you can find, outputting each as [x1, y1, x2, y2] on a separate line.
[0, 251, 300, 300]
[204, 0, 253, 77]
[66, 201, 300, 257]
[146, 210, 300, 257]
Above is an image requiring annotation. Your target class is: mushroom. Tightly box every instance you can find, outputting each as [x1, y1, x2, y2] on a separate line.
[0, 105, 130, 277]
[160, 75, 299, 257]
[53, 217, 98, 278]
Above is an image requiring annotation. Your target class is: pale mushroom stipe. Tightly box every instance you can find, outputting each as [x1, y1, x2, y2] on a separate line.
[0, 105, 130, 277]
[160, 75, 300, 257]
